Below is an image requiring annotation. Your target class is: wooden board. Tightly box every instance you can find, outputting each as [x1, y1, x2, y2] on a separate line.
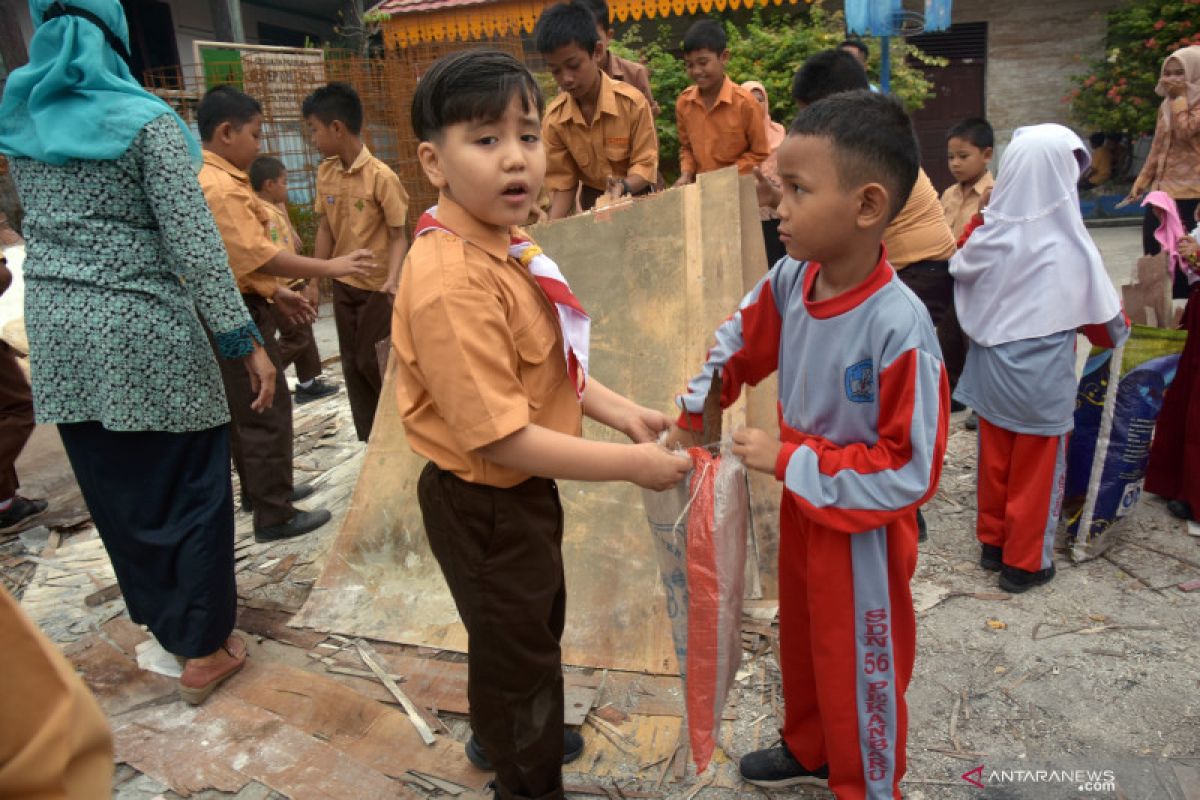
[293, 169, 776, 673]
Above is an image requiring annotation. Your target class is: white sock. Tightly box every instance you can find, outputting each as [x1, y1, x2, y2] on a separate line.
[298, 379, 315, 389]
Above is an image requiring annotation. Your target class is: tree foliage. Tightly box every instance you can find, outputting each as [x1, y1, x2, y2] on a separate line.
[1068, 0, 1200, 135]
[610, 0, 944, 170]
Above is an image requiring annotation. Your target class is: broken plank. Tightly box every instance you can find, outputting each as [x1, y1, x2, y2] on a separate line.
[356, 639, 436, 745]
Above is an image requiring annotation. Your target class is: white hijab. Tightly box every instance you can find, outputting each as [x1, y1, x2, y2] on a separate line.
[950, 124, 1120, 347]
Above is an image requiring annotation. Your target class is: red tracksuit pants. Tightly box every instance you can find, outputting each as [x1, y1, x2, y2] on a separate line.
[975, 418, 1068, 572]
[778, 493, 917, 800]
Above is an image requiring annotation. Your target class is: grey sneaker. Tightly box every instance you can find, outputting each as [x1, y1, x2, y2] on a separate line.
[739, 743, 829, 789]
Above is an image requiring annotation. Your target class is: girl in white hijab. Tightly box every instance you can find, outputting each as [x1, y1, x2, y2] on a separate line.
[950, 123, 1128, 594]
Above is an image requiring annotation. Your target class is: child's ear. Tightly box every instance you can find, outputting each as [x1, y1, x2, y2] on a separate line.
[983, 146, 994, 161]
[592, 40, 604, 60]
[417, 141, 447, 190]
[216, 121, 235, 143]
[856, 183, 890, 230]
[719, 49, 731, 67]
[330, 120, 345, 137]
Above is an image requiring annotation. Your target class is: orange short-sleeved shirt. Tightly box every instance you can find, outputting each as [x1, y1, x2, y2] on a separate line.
[940, 171, 993, 240]
[543, 72, 659, 194]
[675, 77, 769, 176]
[391, 196, 583, 488]
[884, 169, 957, 268]
[198, 151, 280, 298]
[315, 146, 410, 293]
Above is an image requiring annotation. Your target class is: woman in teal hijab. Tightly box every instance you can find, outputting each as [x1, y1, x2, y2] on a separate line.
[0, 0, 274, 705]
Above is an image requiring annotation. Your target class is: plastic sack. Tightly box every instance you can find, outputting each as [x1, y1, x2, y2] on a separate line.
[642, 445, 748, 774]
[1064, 325, 1185, 560]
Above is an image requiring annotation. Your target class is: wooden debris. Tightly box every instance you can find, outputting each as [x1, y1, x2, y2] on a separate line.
[84, 582, 121, 607]
[586, 713, 637, 754]
[1178, 578, 1200, 593]
[355, 639, 436, 746]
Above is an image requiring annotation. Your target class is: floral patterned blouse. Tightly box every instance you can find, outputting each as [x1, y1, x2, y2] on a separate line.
[10, 114, 261, 433]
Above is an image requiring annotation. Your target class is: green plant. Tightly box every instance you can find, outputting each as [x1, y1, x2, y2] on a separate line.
[1068, 0, 1200, 135]
[610, 1, 943, 174]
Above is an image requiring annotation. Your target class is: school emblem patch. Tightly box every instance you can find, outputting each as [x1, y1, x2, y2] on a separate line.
[844, 359, 875, 403]
[355, 198, 365, 212]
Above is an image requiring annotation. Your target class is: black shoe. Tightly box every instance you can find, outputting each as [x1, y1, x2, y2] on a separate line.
[241, 482, 316, 513]
[1166, 500, 1194, 521]
[294, 378, 339, 404]
[464, 729, 584, 771]
[950, 399, 967, 413]
[916, 508, 928, 543]
[965, 411, 979, 431]
[739, 743, 829, 789]
[999, 563, 1056, 593]
[0, 496, 48, 529]
[253, 508, 332, 543]
[980, 544, 1002, 572]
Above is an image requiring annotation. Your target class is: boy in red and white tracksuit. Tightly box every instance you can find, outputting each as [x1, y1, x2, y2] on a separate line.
[670, 91, 949, 799]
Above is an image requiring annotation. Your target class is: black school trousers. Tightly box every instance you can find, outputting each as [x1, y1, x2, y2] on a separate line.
[417, 462, 566, 800]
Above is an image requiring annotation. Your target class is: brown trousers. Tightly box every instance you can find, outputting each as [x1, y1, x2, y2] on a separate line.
[418, 463, 566, 800]
[269, 303, 322, 384]
[332, 281, 391, 442]
[895, 259, 966, 391]
[215, 295, 294, 528]
[0, 342, 34, 499]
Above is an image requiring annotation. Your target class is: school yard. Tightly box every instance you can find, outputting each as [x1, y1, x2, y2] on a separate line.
[2, 222, 1199, 800]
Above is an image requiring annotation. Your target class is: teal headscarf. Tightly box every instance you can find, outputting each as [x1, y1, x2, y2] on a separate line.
[0, 0, 201, 165]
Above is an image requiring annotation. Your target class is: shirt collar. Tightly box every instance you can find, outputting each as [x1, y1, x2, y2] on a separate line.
[970, 171, 995, 196]
[334, 144, 373, 174]
[564, 72, 620, 126]
[433, 194, 513, 263]
[802, 245, 895, 319]
[685, 76, 736, 110]
[202, 150, 249, 183]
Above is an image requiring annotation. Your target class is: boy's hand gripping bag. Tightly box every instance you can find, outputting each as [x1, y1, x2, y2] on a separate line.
[641, 444, 749, 774]
[1064, 325, 1186, 560]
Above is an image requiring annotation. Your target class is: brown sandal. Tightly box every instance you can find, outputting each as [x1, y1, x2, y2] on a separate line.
[179, 635, 248, 706]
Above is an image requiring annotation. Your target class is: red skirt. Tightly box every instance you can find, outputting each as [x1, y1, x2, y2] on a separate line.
[1144, 284, 1200, 512]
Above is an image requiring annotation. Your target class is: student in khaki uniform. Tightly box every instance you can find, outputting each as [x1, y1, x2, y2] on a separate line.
[536, 2, 658, 218]
[198, 86, 375, 542]
[303, 82, 410, 442]
[578, 0, 658, 114]
[396, 50, 690, 800]
[673, 19, 769, 186]
[249, 156, 340, 405]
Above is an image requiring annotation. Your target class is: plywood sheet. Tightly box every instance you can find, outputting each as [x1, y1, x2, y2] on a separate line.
[294, 168, 776, 672]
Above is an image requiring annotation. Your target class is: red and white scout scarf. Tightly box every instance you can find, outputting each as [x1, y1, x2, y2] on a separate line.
[414, 208, 590, 398]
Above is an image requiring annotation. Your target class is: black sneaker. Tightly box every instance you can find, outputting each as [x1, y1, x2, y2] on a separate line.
[294, 378, 339, 404]
[464, 729, 584, 771]
[0, 496, 48, 529]
[740, 743, 829, 788]
[1166, 500, 1194, 521]
[253, 508, 332, 543]
[241, 482, 315, 513]
[999, 563, 1056, 593]
[916, 509, 928, 543]
[965, 411, 979, 431]
[980, 544, 1002, 572]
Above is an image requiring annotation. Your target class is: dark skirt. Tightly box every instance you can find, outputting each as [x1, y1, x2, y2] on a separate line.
[1145, 284, 1200, 512]
[57, 421, 237, 658]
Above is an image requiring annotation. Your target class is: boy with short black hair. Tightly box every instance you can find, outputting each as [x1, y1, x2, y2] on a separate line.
[249, 155, 339, 404]
[790, 48, 871, 109]
[673, 19, 768, 186]
[669, 90, 949, 797]
[302, 81, 409, 442]
[396, 48, 690, 800]
[535, 1, 658, 217]
[941, 117, 995, 239]
[198, 85, 374, 542]
[576, 0, 658, 113]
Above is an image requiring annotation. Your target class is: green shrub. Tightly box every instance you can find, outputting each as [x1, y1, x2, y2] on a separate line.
[1068, 0, 1200, 135]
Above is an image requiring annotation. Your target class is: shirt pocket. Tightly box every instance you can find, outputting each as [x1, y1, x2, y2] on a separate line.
[714, 123, 749, 164]
[512, 312, 561, 410]
[603, 137, 632, 178]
